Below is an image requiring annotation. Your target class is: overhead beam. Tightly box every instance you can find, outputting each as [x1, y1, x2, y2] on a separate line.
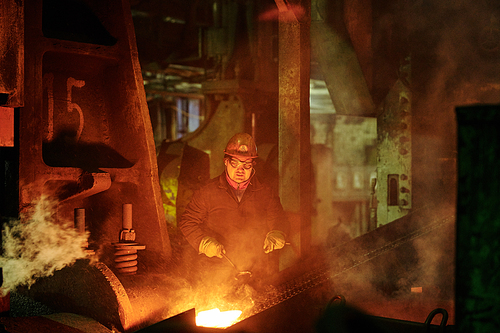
[310, 0, 375, 117]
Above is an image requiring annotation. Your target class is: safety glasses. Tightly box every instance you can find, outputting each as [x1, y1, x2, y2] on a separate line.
[229, 158, 253, 169]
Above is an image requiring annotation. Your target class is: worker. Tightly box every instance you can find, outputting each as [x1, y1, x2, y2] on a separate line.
[179, 133, 289, 289]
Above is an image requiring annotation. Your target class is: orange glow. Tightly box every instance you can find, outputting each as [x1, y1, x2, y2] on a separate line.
[195, 308, 242, 328]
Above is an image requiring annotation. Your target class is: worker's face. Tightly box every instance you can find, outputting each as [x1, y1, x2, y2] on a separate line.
[225, 157, 254, 183]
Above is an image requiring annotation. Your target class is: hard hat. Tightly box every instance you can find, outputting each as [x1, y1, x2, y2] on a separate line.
[224, 133, 258, 159]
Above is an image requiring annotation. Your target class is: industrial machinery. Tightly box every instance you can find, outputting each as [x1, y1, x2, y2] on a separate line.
[3, 0, 173, 330]
[7, 0, 498, 332]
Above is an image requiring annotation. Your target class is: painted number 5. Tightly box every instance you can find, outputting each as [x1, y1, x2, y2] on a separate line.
[67, 77, 86, 141]
[43, 74, 86, 141]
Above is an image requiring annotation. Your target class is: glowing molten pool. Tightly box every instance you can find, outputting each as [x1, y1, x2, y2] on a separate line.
[196, 308, 242, 328]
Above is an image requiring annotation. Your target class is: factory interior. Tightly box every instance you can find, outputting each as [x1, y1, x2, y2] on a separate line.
[0, 0, 499, 332]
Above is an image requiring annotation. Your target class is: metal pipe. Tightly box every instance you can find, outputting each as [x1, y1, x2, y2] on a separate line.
[122, 203, 133, 230]
[74, 208, 86, 234]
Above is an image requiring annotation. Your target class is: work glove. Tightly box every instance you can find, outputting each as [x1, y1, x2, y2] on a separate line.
[199, 236, 226, 258]
[263, 230, 286, 254]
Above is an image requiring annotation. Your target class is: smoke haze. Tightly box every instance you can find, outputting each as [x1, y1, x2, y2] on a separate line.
[0, 195, 91, 294]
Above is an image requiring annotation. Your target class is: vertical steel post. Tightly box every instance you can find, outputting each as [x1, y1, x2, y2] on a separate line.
[278, 2, 311, 262]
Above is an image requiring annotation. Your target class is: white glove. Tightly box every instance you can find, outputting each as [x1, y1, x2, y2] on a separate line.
[263, 230, 286, 254]
[199, 236, 226, 258]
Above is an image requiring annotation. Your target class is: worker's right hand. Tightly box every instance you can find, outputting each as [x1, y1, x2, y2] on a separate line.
[198, 236, 226, 258]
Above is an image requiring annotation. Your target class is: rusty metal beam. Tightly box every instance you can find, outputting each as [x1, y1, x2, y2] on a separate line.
[278, 1, 311, 262]
[0, 0, 24, 107]
[310, 0, 374, 117]
[0, 107, 15, 147]
[376, 59, 412, 226]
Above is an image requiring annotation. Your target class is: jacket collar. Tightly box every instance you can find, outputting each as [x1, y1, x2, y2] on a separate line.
[225, 171, 251, 190]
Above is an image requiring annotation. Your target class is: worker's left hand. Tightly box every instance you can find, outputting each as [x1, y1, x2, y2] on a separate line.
[263, 230, 286, 253]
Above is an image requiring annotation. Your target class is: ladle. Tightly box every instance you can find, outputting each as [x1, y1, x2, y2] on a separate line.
[221, 253, 252, 281]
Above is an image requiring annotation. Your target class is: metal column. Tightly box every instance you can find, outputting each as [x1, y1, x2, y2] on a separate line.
[277, 1, 311, 262]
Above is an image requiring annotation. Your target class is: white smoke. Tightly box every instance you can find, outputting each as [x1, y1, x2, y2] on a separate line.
[0, 195, 91, 295]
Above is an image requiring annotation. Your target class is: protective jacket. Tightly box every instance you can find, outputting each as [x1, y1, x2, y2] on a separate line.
[179, 172, 288, 273]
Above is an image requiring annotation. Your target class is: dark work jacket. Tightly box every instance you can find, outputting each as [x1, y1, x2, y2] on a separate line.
[179, 172, 288, 274]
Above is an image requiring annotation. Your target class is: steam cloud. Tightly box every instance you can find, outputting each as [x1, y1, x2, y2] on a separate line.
[0, 195, 91, 295]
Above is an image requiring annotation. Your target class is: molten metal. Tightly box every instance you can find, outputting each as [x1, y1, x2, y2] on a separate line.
[195, 308, 242, 328]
